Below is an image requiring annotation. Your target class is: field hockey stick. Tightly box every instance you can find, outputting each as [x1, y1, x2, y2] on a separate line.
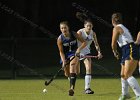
[79, 55, 98, 60]
[45, 56, 75, 86]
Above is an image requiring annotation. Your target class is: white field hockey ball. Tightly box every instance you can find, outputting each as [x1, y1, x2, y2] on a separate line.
[43, 89, 47, 93]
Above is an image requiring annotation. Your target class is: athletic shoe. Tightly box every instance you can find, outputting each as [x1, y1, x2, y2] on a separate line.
[85, 88, 94, 94]
[136, 96, 140, 100]
[69, 89, 74, 96]
[118, 94, 131, 100]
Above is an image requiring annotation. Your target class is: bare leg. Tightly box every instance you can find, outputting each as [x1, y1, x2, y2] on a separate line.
[83, 58, 94, 94]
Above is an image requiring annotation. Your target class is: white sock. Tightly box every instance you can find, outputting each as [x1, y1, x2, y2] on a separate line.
[127, 76, 140, 96]
[85, 74, 91, 90]
[121, 78, 129, 95]
[139, 67, 140, 74]
[68, 77, 70, 81]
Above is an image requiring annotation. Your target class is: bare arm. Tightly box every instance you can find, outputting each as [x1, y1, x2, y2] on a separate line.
[76, 31, 86, 55]
[57, 36, 65, 63]
[135, 31, 140, 45]
[92, 32, 102, 59]
[111, 26, 120, 59]
[93, 32, 102, 59]
[93, 32, 101, 54]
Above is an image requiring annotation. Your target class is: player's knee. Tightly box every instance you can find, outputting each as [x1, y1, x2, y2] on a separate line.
[70, 63, 77, 68]
[126, 74, 133, 79]
[64, 69, 70, 77]
[122, 74, 131, 80]
[121, 74, 125, 79]
[71, 63, 76, 66]
[86, 70, 91, 74]
[64, 72, 70, 77]
[123, 76, 129, 80]
[121, 76, 128, 80]
[70, 63, 79, 73]
[86, 67, 91, 73]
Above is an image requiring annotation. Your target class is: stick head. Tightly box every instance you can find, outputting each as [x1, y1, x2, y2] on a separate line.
[45, 81, 49, 86]
[45, 78, 53, 86]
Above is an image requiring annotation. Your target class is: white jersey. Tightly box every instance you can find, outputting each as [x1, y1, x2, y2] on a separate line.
[77, 28, 94, 56]
[117, 24, 134, 47]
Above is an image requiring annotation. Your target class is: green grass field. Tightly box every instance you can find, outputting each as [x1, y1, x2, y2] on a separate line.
[0, 78, 138, 100]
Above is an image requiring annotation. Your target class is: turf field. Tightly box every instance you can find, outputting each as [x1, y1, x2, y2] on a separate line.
[0, 78, 138, 100]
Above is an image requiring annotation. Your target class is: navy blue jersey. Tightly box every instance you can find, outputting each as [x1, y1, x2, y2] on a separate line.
[60, 32, 77, 59]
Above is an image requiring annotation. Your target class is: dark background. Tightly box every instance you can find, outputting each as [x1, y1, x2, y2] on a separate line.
[0, 0, 140, 78]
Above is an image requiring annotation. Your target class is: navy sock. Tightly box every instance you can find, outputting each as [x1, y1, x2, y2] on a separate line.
[70, 73, 77, 89]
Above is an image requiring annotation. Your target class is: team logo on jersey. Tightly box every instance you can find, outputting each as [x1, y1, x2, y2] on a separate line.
[63, 40, 77, 46]
[85, 35, 92, 41]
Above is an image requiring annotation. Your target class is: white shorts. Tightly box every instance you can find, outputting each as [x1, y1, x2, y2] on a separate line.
[80, 46, 90, 55]
[80, 47, 91, 60]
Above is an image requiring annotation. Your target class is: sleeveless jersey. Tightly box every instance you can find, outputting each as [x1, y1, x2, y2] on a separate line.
[77, 28, 94, 55]
[116, 24, 134, 47]
[60, 32, 77, 57]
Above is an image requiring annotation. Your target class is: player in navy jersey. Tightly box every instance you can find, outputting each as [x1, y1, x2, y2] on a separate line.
[111, 13, 140, 100]
[57, 21, 86, 96]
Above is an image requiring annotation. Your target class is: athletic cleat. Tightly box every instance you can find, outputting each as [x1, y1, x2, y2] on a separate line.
[69, 89, 74, 96]
[85, 88, 94, 94]
[118, 94, 131, 100]
[136, 96, 140, 100]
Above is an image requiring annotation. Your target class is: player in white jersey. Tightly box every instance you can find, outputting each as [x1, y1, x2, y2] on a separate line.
[77, 19, 103, 94]
[135, 31, 140, 74]
[111, 13, 140, 100]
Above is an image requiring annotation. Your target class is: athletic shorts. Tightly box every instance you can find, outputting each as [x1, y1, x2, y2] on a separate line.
[80, 47, 91, 56]
[138, 44, 140, 59]
[121, 42, 139, 64]
[60, 51, 76, 64]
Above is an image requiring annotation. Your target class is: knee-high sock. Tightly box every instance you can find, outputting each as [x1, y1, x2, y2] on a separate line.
[121, 78, 129, 95]
[127, 76, 140, 96]
[85, 74, 91, 90]
[70, 73, 77, 90]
